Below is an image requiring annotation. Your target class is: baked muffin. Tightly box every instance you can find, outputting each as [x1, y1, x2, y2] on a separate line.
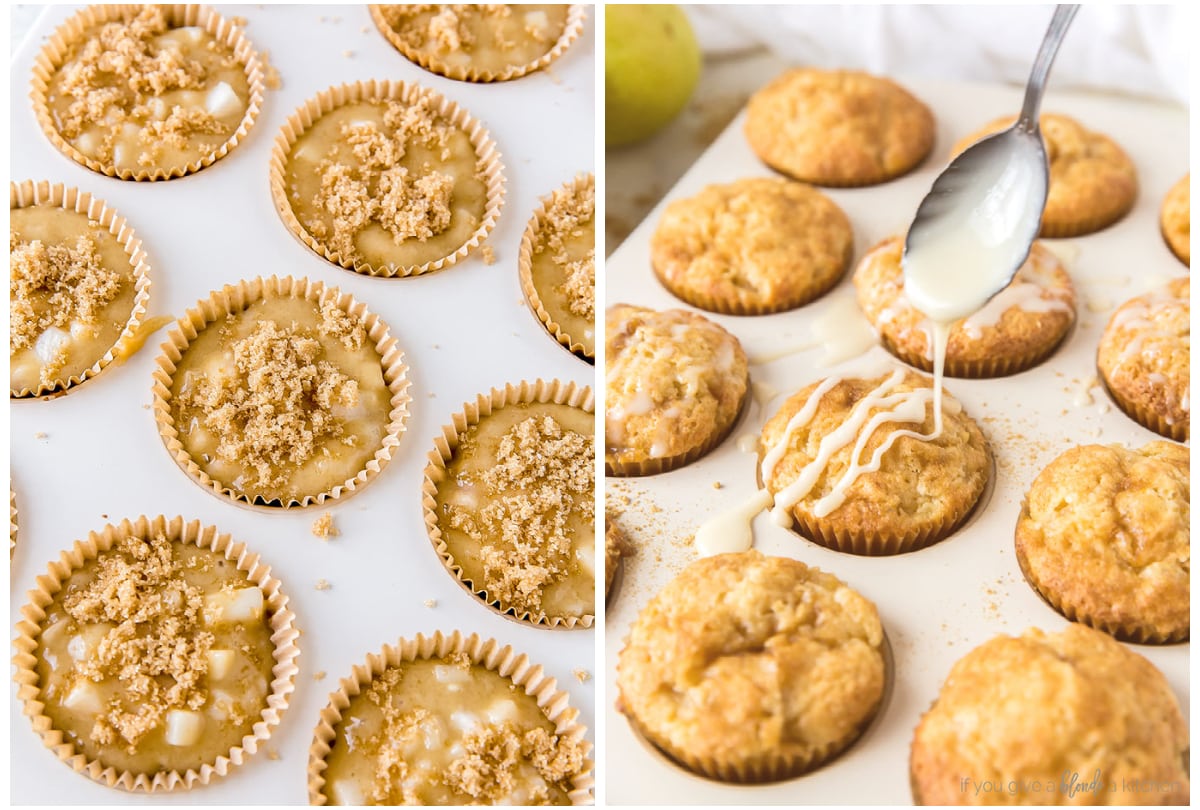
[1097, 277, 1189, 441]
[369, 5, 583, 82]
[32, 5, 263, 180]
[744, 68, 934, 187]
[424, 381, 595, 628]
[1160, 174, 1190, 266]
[1015, 442, 1189, 644]
[309, 632, 592, 805]
[853, 236, 1075, 377]
[617, 551, 885, 782]
[605, 304, 749, 475]
[519, 174, 596, 360]
[10, 184, 149, 397]
[650, 177, 853, 315]
[153, 277, 409, 508]
[270, 80, 503, 277]
[910, 624, 1189, 806]
[13, 516, 298, 791]
[603, 514, 631, 601]
[953, 113, 1137, 237]
[760, 369, 990, 555]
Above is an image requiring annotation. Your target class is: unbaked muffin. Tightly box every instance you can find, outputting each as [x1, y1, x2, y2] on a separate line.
[270, 80, 503, 277]
[1097, 277, 1189, 441]
[310, 633, 592, 805]
[853, 236, 1075, 377]
[424, 382, 595, 627]
[32, 5, 263, 180]
[1160, 174, 1190, 266]
[153, 277, 409, 508]
[759, 368, 991, 555]
[744, 69, 935, 187]
[519, 174, 596, 360]
[953, 113, 1137, 237]
[617, 551, 885, 782]
[605, 304, 749, 475]
[10, 185, 148, 397]
[910, 624, 1189, 806]
[1015, 441, 1189, 644]
[369, 4, 583, 82]
[13, 516, 298, 791]
[650, 177, 853, 315]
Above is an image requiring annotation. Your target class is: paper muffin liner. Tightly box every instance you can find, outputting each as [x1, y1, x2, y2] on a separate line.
[10, 180, 152, 399]
[9, 486, 17, 560]
[12, 515, 300, 792]
[1014, 530, 1188, 645]
[30, 5, 265, 181]
[879, 331, 1069, 379]
[518, 173, 596, 361]
[1099, 372, 1190, 442]
[775, 453, 992, 557]
[150, 275, 412, 509]
[306, 630, 595, 805]
[653, 263, 846, 316]
[268, 79, 506, 278]
[422, 379, 596, 629]
[605, 384, 749, 477]
[368, 4, 586, 83]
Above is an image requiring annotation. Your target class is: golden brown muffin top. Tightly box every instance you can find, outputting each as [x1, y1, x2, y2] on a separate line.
[650, 177, 853, 314]
[605, 304, 748, 466]
[1015, 442, 1189, 643]
[1097, 277, 1190, 434]
[953, 113, 1137, 237]
[854, 236, 1075, 374]
[744, 69, 934, 186]
[617, 551, 884, 774]
[1160, 173, 1190, 266]
[910, 624, 1189, 806]
[759, 370, 990, 547]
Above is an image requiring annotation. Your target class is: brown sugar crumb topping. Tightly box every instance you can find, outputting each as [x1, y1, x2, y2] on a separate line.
[53, 6, 234, 165]
[61, 532, 213, 752]
[445, 724, 585, 802]
[306, 96, 461, 262]
[447, 415, 594, 613]
[10, 231, 124, 386]
[311, 512, 340, 540]
[176, 316, 362, 489]
[384, 5, 555, 55]
[360, 665, 584, 803]
[539, 180, 595, 320]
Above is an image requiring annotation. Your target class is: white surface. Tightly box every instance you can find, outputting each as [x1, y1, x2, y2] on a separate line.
[605, 77, 1188, 805]
[9, 5, 595, 805]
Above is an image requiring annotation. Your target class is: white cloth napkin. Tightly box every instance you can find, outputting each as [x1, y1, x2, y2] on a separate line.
[687, 4, 1189, 105]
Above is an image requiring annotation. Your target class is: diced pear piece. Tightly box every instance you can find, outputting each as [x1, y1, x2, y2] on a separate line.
[434, 664, 471, 685]
[575, 542, 595, 577]
[33, 327, 70, 366]
[164, 709, 205, 746]
[67, 623, 112, 661]
[329, 779, 366, 806]
[41, 618, 73, 647]
[450, 710, 480, 733]
[207, 688, 237, 721]
[204, 587, 264, 625]
[525, 10, 549, 31]
[63, 679, 103, 715]
[206, 81, 242, 119]
[206, 649, 235, 680]
[486, 698, 519, 725]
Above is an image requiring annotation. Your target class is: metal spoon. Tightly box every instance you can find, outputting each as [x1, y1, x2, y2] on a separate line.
[902, 4, 1080, 324]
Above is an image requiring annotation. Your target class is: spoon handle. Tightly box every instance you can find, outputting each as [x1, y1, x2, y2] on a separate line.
[1017, 4, 1080, 131]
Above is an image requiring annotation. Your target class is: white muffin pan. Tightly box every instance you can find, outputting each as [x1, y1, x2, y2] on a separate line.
[603, 75, 1188, 805]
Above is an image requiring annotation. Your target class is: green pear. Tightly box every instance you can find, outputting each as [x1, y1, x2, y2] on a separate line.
[606, 4, 701, 148]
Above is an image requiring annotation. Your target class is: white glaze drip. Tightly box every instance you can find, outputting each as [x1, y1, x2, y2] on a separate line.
[694, 489, 774, 557]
